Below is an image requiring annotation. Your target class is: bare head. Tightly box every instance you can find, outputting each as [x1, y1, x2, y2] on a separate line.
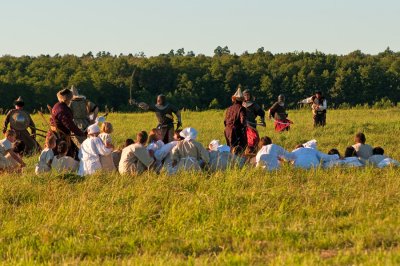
[355, 132, 366, 144]
[136, 131, 148, 145]
[315, 91, 322, 99]
[5, 129, 17, 143]
[243, 90, 251, 102]
[157, 94, 166, 105]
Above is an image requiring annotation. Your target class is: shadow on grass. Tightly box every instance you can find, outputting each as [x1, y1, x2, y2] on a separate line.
[56, 173, 86, 184]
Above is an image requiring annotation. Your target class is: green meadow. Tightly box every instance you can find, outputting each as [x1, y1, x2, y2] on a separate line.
[1, 108, 400, 265]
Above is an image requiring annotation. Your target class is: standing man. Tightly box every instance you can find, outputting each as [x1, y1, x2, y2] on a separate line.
[224, 87, 247, 150]
[242, 89, 265, 153]
[2, 96, 40, 155]
[269, 94, 291, 132]
[50, 88, 85, 158]
[69, 86, 99, 145]
[299, 91, 327, 127]
[134, 94, 182, 143]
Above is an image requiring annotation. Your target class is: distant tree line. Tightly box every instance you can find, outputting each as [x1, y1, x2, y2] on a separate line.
[0, 47, 399, 112]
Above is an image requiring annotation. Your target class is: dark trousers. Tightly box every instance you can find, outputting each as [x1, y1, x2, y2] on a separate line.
[313, 112, 326, 127]
[161, 126, 174, 144]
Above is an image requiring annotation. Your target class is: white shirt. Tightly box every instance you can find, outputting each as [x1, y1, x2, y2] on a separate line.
[342, 157, 364, 167]
[78, 136, 112, 176]
[292, 147, 339, 169]
[256, 144, 295, 170]
[154, 141, 178, 161]
[35, 148, 54, 174]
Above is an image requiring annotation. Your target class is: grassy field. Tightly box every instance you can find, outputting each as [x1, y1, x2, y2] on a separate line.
[1, 108, 400, 265]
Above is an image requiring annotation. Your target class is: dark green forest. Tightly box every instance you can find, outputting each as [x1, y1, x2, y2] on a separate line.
[0, 47, 399, 112]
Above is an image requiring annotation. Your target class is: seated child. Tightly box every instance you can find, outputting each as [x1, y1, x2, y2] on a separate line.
[52, 141, 79, 172]
[35, 134, 56, 175]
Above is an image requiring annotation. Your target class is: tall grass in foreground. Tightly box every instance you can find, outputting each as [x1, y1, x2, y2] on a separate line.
[0, 109, 399, 265]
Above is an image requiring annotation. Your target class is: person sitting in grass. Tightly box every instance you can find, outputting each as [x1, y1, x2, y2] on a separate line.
[323, 148, 345, 168]
[35, 134, 56, 175]
[119, 131, 155, 175]
[112, 138, 134, 169]
[255, 136, 295, 171]
[171, 127, 209, 172]
[52, 141, 79, 172]
[368, 146, 400, 168]
[78, 124, 113, 176]
[147, 128, 165, 171]
[342, 146, 364, 167]
[291, 143, 339, 169]
[98, 122, 116, 172]
[352, 132, 373, 162]
[0, 129, 26, 172]
[5, 140, 25, 173]
[208, 139, 234, 171]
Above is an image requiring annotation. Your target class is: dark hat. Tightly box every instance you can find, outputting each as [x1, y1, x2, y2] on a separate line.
[14, 96, 24, 106]
[59, 88, 72, 96]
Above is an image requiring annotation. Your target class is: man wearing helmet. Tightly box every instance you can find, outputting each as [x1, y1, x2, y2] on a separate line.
[2, 96, 40, 155]
[269, 94, 291, 132]
[242, 89, 265, 153]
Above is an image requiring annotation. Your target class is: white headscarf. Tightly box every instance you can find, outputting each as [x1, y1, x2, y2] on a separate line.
[180, 127, 198, 141]
[303, 139, 317, 149]
[87, 123, 100, 135]
[209, 139, 230, 153]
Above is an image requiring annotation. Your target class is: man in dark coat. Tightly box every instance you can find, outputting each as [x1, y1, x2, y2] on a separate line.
[224, 87, 247, 150]
[243, 89, 265, 153]
[269, 94, 291, 132]
[2, 96, 40, 155]
[50, 89, 85, 158]
[135, 94, 182, 143]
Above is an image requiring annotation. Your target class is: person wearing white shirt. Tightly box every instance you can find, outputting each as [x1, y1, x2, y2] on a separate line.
[298, 91, 327, 127]
[256, 136, 295, 171]
[78, 124, 113, 176]
[342, 146, 364, 167]
[368, 146, 399, 168]
[292, 144, 339, 169]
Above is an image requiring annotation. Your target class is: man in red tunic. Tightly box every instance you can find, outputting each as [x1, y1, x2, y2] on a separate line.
[50, 89, 85, 158]
[224, 87, 247, 150]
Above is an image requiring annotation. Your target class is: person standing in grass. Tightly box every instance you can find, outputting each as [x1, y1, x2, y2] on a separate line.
[133, 95, 182, 144]
[2, 96, 40, 155]
[78, 124, 113, 176]
[299, 91, 327, 127]
[268, 94, 292, 132]
[118, 131, 155, 175]
[224, 87, 247, 150]
[242, 89, 265, 153]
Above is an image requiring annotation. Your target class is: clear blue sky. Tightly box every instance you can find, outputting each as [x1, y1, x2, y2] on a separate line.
[1, 0, 399, 56]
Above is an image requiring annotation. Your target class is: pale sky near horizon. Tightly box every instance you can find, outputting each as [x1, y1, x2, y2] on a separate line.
[1, 0, 399, 57]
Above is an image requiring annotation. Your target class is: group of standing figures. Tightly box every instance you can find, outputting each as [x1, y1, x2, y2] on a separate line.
[223, 86, 328, 154]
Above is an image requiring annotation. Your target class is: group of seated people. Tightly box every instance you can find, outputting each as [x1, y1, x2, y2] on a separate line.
[0, 126, 398, 175]
[256, 132, 399, 170]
